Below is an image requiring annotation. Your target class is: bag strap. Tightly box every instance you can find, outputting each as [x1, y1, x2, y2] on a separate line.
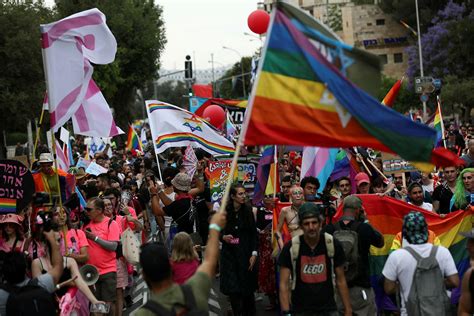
[290, 236, 300, 291]
[404, 246, 423, 262]
[180, 284, 197, 311]
[172, 205, 193, 225]
[428, 245, 438, 259]
[143, 300, 171, 315]
[324, 233, 336, 302]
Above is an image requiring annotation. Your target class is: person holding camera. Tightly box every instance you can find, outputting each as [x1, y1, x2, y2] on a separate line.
[83, 197, 120, 316]
[323, 196, 384, 315]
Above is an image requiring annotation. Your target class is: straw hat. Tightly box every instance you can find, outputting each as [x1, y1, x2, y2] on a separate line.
[38, 153, 54, 163]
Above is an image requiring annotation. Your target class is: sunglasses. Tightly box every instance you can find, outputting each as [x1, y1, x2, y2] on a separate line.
[85, 207, 94, 212]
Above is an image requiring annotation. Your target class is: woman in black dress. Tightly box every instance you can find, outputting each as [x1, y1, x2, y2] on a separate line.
[220, 184, 258, 316]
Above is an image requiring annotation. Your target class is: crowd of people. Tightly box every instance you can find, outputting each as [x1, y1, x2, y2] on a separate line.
[0, 121, 472, 316]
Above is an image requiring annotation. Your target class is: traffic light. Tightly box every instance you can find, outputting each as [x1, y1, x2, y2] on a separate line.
[184, 55, 193, 79]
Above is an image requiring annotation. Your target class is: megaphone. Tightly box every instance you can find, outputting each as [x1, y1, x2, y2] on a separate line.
[79, 264, 99, 286]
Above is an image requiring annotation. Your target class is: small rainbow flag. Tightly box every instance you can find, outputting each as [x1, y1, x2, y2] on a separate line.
[381, 78, 404, 107]
[0, 198, 16, 213]
[126, 125, 142, 152]
[433, 97, 445, 147]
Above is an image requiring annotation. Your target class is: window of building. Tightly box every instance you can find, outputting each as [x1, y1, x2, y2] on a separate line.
[376, 19, 385, 25]
[346, 21, 349, 28]
[394, 53, 403, 63]
[379, 54, 388, 64]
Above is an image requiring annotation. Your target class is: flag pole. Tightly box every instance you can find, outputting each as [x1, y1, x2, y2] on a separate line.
[273, 145, 278, 199]
[218, 140, 242, 213]
[144, 105, 163, 182]
[33, 103, 46, 163]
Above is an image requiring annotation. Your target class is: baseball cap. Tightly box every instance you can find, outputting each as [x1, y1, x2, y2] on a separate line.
[298, 202, 321, 220]
[343, 195, 363, 210]
[354, 172, 370, 187]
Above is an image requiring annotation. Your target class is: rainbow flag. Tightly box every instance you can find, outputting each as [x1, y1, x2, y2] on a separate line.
[301, 147, 338, 193]
[253, 145, 276, 204]
[433, 98, 445, 147]
[334, 195, 472, 310]
[265, 162, 280, 197]
[242, 2, 460, 168]
[0, 198, 16, 213]
[126, 125, 142, 152]
[381, 78, 403, 107]
[146, 100, 235, 156]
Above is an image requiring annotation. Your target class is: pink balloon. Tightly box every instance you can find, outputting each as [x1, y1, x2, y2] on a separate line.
[247, 10, 270, 35]
[202, 105, 226, 129]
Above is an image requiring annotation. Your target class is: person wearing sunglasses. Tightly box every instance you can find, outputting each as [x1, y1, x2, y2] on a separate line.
[83, 197, 120, 315]
[276, 185, 305, 250]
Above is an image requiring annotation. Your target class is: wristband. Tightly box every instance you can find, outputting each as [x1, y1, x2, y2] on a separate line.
[281, 310, 292, 316]
[94, 236, 98, 242]
[252, 251, 258, 257]
[208, 223, 222, 232]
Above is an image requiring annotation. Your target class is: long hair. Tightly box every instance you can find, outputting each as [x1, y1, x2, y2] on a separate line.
[1, 223, 23, 242]
[453, 168, 474, 208]
[227, 184, 254, 228]
[171, 232, 198, 262]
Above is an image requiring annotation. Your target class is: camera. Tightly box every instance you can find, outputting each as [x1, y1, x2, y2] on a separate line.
[36, 211, 57, 232]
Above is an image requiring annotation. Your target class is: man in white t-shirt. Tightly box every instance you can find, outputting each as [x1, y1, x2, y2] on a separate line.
[407, 182, 433, 212]
[382, 211, 459, 316]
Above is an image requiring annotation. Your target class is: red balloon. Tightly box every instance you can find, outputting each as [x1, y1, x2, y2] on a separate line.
[247, 10, 270, 35]
[202, 105, 226, 129]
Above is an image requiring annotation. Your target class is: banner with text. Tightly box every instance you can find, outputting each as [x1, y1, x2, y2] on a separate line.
[0, 160, 35, 213]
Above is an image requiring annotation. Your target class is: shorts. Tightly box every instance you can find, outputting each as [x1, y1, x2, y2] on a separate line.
[94, 272, 117, 302]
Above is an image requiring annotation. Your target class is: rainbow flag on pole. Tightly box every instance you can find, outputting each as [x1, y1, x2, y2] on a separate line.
[0, 198, 16, 213]
[242, 2, 462, 169]
[381, 78, 403, 107]
[126, 125, 142, 152]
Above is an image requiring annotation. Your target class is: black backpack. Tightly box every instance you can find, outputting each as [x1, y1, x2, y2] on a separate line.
[2, 278, 56, 315]
[143, 284, 207, 315]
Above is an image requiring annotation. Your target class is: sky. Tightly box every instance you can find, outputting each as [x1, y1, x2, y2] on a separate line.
[158, 0, 263, 70]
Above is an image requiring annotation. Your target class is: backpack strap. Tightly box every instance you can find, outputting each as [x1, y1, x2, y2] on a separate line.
[324, 232, 336, 301]
[180, 283, 198, 311]
[290, 236, 301, 291]
[404, 246, 423, 262]
[142, 300, 171, 315]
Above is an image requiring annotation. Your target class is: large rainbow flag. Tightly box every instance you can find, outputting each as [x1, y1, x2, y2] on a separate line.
[242, 2, 462, 169]
[333, 195, 473, 310]
[145, 100, 235, 156]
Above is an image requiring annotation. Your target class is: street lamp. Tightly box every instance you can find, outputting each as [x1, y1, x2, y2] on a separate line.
[415, 0, 427, 120]
[222, 46, 246, 98]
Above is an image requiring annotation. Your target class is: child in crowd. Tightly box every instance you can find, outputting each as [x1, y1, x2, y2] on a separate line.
[170, 232, 200, 284]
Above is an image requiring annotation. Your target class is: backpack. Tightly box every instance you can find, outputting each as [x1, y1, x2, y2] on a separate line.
[142, 283, 207, 315]
[2, 278, 56, 315]
[290, 233, 335, 291]
[333, 221, 361, 283]
[403, 246, 451, 316]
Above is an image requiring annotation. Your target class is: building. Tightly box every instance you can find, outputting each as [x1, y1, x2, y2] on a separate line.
[341, 3, 411, 78]
[263, 0, 412, 79]
[158, 67, 229, 84]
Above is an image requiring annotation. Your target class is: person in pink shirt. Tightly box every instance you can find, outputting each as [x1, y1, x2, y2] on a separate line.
[83, 197, 120, 316]
[0, 214, 25, 253]
[170, 232, 200, 284]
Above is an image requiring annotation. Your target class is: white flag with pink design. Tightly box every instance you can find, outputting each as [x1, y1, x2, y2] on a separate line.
[40, 8, 117, 133]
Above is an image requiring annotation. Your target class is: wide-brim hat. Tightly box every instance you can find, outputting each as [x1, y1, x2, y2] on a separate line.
[0, 214, 23, 226]
[38, 153, 54, 163]
[171, 173, 192, 192]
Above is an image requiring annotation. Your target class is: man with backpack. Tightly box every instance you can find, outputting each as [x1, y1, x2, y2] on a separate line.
[135, 210, 226, 315]
[0, 229, 63, 315]
[383, 211, 459, 316]
[278, 202, 352, 316]
[324, 195, 384, 315]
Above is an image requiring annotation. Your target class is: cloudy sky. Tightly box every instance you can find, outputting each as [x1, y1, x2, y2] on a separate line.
[158, 0, 263, 70]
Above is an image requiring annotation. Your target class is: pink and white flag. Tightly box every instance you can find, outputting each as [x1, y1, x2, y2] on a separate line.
[301, 147, 338, 193]
[55, 139, 69, 171]
[182, 145, 198, 179]
[41, 8, 117, 132]
[71, 79, 124, 137]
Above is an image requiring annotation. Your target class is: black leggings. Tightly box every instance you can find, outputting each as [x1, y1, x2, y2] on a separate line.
[229, 293, 256, 316]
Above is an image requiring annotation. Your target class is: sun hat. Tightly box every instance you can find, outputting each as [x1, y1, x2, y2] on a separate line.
[38, 153, 54, 163]
[0, 214, 23, 226]
[171, 173, 192, 192]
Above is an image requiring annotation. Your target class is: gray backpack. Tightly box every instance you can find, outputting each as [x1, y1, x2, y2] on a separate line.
[404, 246, 451, 316]
[333, 221, 361, 283]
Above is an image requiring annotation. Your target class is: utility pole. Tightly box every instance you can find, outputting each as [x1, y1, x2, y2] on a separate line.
[415, 0, 427, 120]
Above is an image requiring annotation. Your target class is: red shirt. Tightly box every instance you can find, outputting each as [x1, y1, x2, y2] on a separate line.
[83, 216, 120, 275]
[171, 259, 199, 284]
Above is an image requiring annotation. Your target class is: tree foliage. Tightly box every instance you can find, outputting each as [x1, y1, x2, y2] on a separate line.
[327, 4, 342, 32]
[217, 57, 252, 100]
[140, 80, 189, 109]
[55, 0, 166, 129]
[0, 1, 54, 135]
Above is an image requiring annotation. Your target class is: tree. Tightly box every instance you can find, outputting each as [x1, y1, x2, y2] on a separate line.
[327, 4, 342, 32]
[0, 1, 55, 156]
[55, 0, 166, 129]
[139, 80, 189, 109]
[216, 57, 252, 100]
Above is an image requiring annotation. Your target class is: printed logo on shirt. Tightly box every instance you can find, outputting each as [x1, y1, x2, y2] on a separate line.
[300, 255, 327, 283]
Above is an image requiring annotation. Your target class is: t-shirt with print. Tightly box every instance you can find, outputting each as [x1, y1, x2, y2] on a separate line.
[382, 243, 458, 316]
[0, 273, 55, 316]
[163, 198, 193, 234]
[278, 234, 345, 313]
[59, 229, 89, 257]
[135, 271, 211, 316]
[83, 216, 120, 275]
